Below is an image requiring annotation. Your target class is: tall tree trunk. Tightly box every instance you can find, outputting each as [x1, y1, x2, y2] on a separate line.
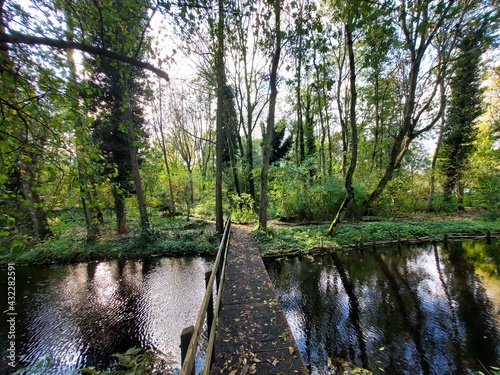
[157, 88, 176, 214]
[112, 185, 127, 234]
[246, 124, 255, 200]
[371, 76, 380, 171]
[258, 0, 281, 230]
[244, 75, 255, 201]
[335, 46, 348, 177]
[0, 0, 9, 72]
[18, 145, 52, 239]
[328, 23, 357, 235]
[215, 0, 225, 235]
[159, 128, 176, 213]
[426, 80, 445, 212]
[295, 43, 304, 166]
[125, 92, 149, 230]
[224, 114, 241, 197]
[365, 50, 422, 209]
[313, 52, 327, 182]
[65, 15, 99, 240]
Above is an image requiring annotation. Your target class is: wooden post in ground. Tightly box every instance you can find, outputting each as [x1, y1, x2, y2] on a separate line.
[486, 230, 491, 245]
[180, 326, 195, 375]
[443, 233, 448, 249]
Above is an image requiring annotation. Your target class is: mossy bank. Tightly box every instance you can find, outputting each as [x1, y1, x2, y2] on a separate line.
[253, 215, 500, 258]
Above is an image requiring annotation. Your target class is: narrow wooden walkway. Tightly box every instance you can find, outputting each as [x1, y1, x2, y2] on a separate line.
[211, 225, 309, 375]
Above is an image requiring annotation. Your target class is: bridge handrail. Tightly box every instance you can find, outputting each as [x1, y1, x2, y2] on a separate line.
[181, 215, 231, 375]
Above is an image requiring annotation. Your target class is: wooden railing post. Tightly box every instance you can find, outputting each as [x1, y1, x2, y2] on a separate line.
[205, 271, 214, 334]
[181, 326, 195, 375]
[181, 215, 231, 375]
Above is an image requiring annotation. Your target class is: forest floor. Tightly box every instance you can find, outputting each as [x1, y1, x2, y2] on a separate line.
[1, 212, 498, 266]
[251, 211, 500, 258]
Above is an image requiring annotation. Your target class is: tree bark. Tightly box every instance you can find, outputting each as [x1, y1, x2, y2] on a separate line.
[125, 94, 149, 230]
[157, 95, 176, 214]
[258, 0, 282, 230]
[223, 101, 241, 197]
[64, 11, 99, 240]
[215, 0, 225, 235]
[328, 22, 357, 235]
[112, 185, 127, 234]
[0, 31, 169, 80]
[335, 45, 348, 178]
[426, 80, 446, 212]
[18, 146, 52, 239]
[295, 37, 304, 166]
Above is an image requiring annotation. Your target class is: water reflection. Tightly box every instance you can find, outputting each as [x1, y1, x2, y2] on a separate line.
[0, 257, 212, 374]
[266, 240, 500, 375]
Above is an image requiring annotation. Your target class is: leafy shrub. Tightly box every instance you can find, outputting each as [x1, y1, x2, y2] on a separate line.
[269, 161, 350, 221]
[76, 347, 169, 375]
[230, 193, 257, 223]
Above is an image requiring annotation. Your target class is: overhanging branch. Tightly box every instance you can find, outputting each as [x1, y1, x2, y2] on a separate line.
[1, 31, 169, 81]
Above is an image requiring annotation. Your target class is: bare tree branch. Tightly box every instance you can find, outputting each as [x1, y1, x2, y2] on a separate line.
[0, 31, 169, 80]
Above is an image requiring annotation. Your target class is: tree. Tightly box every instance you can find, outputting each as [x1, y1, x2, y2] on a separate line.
[0, 1, 62, 240]
[364, 0, 480, 211]
[151, 79, 176, 215]
[0, 0, 167, 81]
[215, 0, 226, 234]
[258, 0, 282, 230]
[86, 0, 152, 233]
[63, 4, 102, 240]
[227, 0, 269, 203]
[327, 4, 359, 235]
[440, 24, 488, 205]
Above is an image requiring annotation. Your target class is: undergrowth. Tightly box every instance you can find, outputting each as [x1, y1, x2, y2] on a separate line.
[253, 217, 500, 255]
[0, 214, 219, 265]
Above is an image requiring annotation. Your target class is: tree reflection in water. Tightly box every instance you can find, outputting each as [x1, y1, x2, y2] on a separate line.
[0, 257, 211, 374]
[265, 240, 500, 375]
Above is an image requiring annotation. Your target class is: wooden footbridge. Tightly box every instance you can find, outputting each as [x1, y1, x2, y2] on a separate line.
[180, 217, 309, 375]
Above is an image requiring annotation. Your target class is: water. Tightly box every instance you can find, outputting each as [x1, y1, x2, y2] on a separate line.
[0, 257, 212, 374]
[265, 240, 500, 375]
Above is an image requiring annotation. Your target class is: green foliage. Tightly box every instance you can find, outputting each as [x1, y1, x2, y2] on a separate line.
[439, 25, 487, 200]
[269, 160, 368, 221]
[475, 368, 500, 375]
[14, 355, 54, 375]
[475, 173, 500, 220]
[76, 347, 167, 375]
[230, 193, 257, 223]
[0, 208, 219, 265]
[371, 170, 435, 215]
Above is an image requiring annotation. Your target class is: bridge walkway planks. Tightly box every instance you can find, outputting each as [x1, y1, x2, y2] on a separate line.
[211, 225, 309, 375]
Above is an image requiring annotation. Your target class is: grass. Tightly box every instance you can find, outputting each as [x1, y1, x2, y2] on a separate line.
[0, 213, 220, 266]
[253, 216, 500, 256]
[2, 210, 498, 266]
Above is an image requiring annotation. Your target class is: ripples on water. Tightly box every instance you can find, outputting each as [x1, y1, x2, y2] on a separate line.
[265, 240, 500, 375]
[2, 241, 499, 375]
[0, 257, 212, 374]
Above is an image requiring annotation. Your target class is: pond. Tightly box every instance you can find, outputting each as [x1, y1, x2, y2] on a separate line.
[265, 239, 500, 375]
[0, 257, 212, 374]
